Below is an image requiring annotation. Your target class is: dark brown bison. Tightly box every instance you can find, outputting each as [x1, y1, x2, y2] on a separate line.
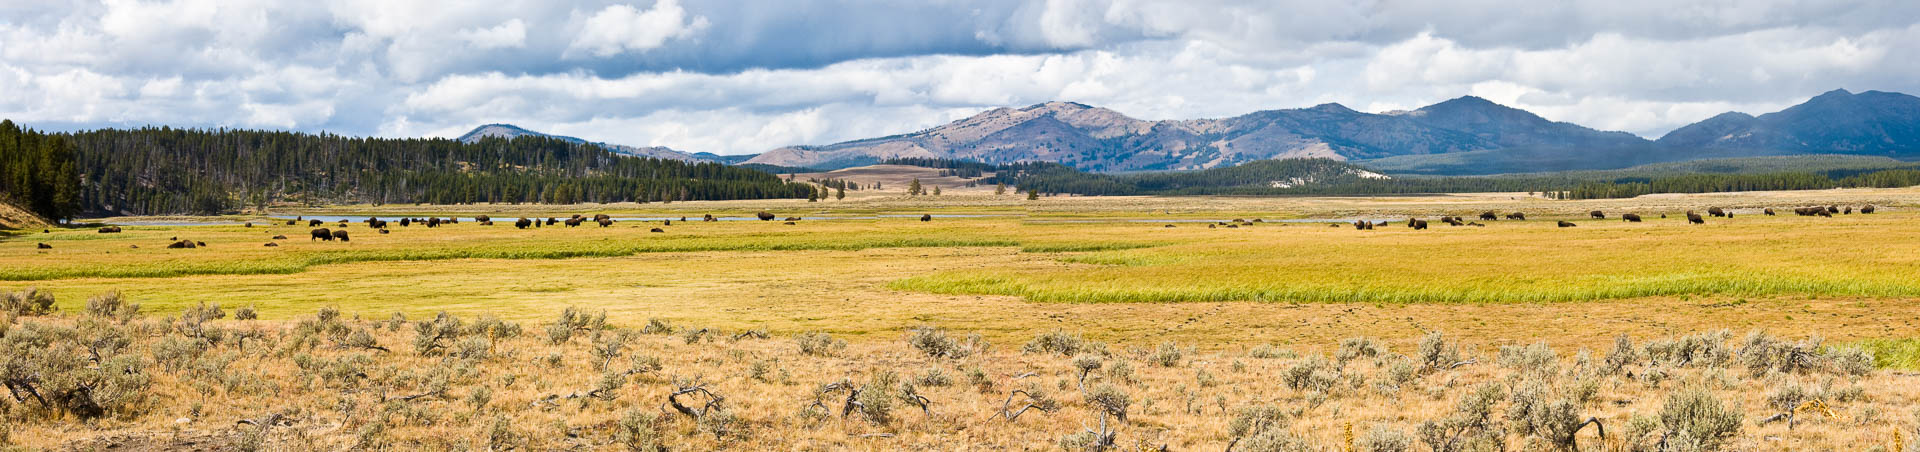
[1164, 224, 1176, 228]
[1352, 220, 1372, 230]
[1589, 211, 1605, 219]
[515, 218, 532, 229]
[372, 220, 388, 228]
[564, 218, 583, 227]
[426, 217, 441, 227]
[271, 235, 288, 239]
[378, 229, 390, 234]
[756, 211, 775, 221]
[196, 241, 206, 247]
[475, 215, 491, 223]
[1793, 207, 1816, 216]
[593, 214, 611, 222]
[311, 228, 333, 241]
[264, 242, 278, 247]
[1844, 206, 1853, 215]
[1818, 210, 1832, 217]
[1763, 208, 1775, 216]
[650, 228, 664, 233]
[400, 218, 411, 227]
[1708, 207, 1726, 217]
[703, 214, 716, 222]
[1409, 219, 1428, 230]
[784, 217, 802, 222]
[1621, 213, 1642, 222]
[1480, 211, 1498, 221]
[285, 220, 297, 226]
[1826, 205, 1840, 214]
[596, 218, 613, 227]
[167, 240, 196, 249]
[1557, 221, 1577, 228]
[36, 243, 51, 249]
[1505, 212, 1526, 220]
[783, 221, 797, 225]
[920, 214, 932, 222]
[97, 226, 122, 233]
[663, 219, 672, 226]
[1862, 205, 1876, 214]
[309, 219, 323, 227]
[546, 218, 558, 225]
[1686, 212, 1704, 224]
[244, 222, 252, 228]
[332, 230, 350, 241]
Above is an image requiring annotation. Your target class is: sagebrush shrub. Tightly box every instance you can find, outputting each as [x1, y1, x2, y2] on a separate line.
[1660, 387, 1743, 450]
[796, 332, 846, 356]
[908, 326, 969, 359]
[1023, 329, 1085, 357]
[1150, 341, 1184, 367]
[1359, 424, 1413, 452]
[0, 287, 55, 316]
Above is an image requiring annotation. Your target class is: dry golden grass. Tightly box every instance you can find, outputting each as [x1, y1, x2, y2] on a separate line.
[4, 188, 1919, 449]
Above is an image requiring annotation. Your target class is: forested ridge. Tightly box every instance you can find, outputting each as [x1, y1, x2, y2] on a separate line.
[0, 120, 83, 221]
[1, 121, 815, 217]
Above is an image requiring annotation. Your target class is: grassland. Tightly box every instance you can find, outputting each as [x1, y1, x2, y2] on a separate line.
[4, 188, 1920, 449]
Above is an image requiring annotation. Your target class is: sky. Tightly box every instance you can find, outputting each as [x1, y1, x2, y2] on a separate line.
[2, 0, 1917, 155]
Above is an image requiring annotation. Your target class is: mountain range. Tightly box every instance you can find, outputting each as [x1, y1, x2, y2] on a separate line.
[456, 124, 751, 164]
[459, 89, 1920, 175]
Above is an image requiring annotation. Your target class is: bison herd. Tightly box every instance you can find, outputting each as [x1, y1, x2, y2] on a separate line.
[1321, 205, 1881, 232]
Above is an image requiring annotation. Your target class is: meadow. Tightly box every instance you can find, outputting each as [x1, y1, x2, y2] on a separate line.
[5, 188, 1920, 449]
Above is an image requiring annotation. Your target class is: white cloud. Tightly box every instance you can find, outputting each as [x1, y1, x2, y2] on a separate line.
[566, 1, 710, 58]
[457, 19, 527, 49]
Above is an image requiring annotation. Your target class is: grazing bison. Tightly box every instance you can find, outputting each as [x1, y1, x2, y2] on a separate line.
[196, 241, 206, 247]
[36, 243, 51, 249]
[372, 220, 388, 228]
[1165, 224, 1176, 228]
[1505, 212, 1526, 221]
[98, 226, 122, 233]
[1557, 221, 1577, 228]
[756, 211, 776, 221]
[1818, 210, 1832, 218]
[1686, 212, 1705, 224]
[475, 215, 491, 223]
[167, 240, 196, 249]
[663, 220, 672, 226]
[1480, 211, 1499, 221]
[1707, 207, 1726, 217]
[264, 242, 278, 247]
[245, 222, 253, 228]
[920, 214, 932, 222]
[1763, 208, 1775, 216]
[1589, 211, 1605, 219]
[784, 217, 802, 222]
[1622, 213, 1642, 222]
[593, 214, 611, 223]
[515, 218, 532, 229]
[309, 219, 323, 227]
[400, 218, 411, 227]
[271, 235, 288, 240]
[1826, 206, 1840, 214]
[650, 228, 665, 233]
[332, 230, 350, 241]
[546, 218, 558, 225]
[1352, 220, 1373, 230]
[703, 214, 716, 222]
[596, 218, 613, 227]
[1862, 205, 1876, 214]
[285, 220, 297, 226]
[1844, 206, 1853, 215]
[1409, 219, 1428, 230]
[311, 228, 333, 241]
[564, 218, 583, 227]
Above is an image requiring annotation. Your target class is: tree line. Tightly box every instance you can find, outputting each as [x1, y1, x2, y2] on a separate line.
[0, 120, 84, 222]
[4, 121, 816, 217]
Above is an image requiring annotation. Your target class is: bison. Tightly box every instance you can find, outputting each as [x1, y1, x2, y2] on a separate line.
[271, 235, 288, 239]
[378, 229, 390, 234]
[1622, 213, 1642, 222]
[1409, 219, 1428, 230]
[920, 214, 932, 222]
[650, 228, 665, 233]
[1763, 208, 1775, 216]
[1480, 211, 1499, 221]
[309, 219, 323, 227]
[400, 218, 411, 227]
[1844, 206, 1853, 215]
[515, 218, 532, 229]
[703, 214, 716, 222]
[756, 211, 776, 221]
[1352, 220, 1372, 230]
[593, 214, 611, 222]
[285, 220, 297, 226]
[36, 243, 51, 249]
[1505, 212, 1526, 221]
[1589, 211, 1605, 219]
[264, 242, 278, 247]
[332, 230, 350, 241]
[1557, 221, 1577, 228]
[167, 240, 196, 249]
[1686, 212, 1705, 224]
[1708, 207, 1726, 217]
[98, 226, 122, 233]
[564, 218, 583, 227]
[546, 218, 557, 225]
[1862, 205, 1876, 214]
[596, 218, 613, 227]
[427, 218, 442, 228]
[475, 215, 491, 223]
[783, 221, 797, 225]
[311, 228, 333, 241]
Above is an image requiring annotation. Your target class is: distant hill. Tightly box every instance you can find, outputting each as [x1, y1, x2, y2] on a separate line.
[743, 89, 1920, 175]
[456, 124, 753, 164]
[1655, 89, 1920, 156]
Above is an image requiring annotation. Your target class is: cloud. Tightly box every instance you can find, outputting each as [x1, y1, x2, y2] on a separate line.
[0, 0, 1916, 155]
[566, 1, 709, 58]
